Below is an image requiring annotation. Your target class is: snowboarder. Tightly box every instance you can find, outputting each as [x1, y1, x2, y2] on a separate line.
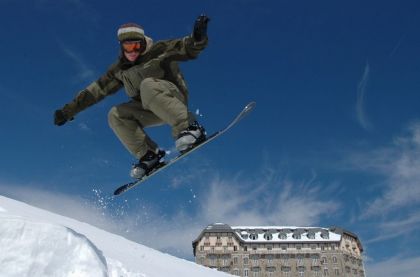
[54, 15, 210, 179]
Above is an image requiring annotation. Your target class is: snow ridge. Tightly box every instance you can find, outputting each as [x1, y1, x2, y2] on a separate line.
[0, 195, 229, 277]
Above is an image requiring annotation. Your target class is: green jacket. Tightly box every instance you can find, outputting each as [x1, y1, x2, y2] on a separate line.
[61, 36, 208, 119]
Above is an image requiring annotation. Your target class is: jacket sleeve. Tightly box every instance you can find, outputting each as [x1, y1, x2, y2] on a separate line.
[61, 63, 123, 119]
[156, 36, 208, 62]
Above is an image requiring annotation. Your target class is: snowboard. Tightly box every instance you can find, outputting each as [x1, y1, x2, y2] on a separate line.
[113, 101, 256, 196]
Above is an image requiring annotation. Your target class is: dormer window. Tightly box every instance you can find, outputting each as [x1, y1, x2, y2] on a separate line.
[293, 233, 302, 239]
[249, 233, 258, 240]
[264, 233, 273, 241]
[279, 233, 287, 240]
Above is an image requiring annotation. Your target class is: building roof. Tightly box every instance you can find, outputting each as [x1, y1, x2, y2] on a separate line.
[192, 223, 363, 256]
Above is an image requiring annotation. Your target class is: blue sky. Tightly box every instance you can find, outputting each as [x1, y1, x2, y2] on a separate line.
[1, 0, 420, 275]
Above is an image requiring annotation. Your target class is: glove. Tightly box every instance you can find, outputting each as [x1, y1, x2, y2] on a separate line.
[54, 109, 69, 126]
[193, 14, 210, 42]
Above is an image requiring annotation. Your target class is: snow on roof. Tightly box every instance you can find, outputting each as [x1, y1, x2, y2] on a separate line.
[206, 223, 232, 230]
[231, 225, 342, 243]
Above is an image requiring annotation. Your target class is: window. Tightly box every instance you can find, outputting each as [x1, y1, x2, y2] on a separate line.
[199, 256, 205, 264]
[313, 271, 321, 277]
[264, 233, 273, 240]
[267, 267, 276, 273]
[297, 255, 304, 265]
[233, 269, 239, 276]
[267, 255, 274, 265]
[298, 266, 305, 277]
[281, 255, 290, 265]
[323, 268, 329, 276]
[251, 255, 259, 266]
[250, 233, 258, 240]
[200, 245, 204, 251]
[244, 269, 249, 277]
[282, 266, 291, 277]
[210, 256, 216, 266]
[252, 267, 260, 277]
[222, 257, 229, 266]
[334, 268, 339, 276]
[279, 233, 287, 240]
[332, 256, 337, 264]
[216, 236, 222, 246]
[233, 256, 238, 265]
[312, 256, 319, 266]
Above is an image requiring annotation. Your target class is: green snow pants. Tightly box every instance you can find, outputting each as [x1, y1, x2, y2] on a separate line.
[108, 78, 192, 159]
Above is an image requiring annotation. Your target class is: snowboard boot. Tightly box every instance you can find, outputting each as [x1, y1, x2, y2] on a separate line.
[130, 149, 166, 179]
[175, 121, 206, 154]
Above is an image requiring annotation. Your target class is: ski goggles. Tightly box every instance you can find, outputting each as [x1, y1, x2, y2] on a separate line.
[121, 40, 143, 53]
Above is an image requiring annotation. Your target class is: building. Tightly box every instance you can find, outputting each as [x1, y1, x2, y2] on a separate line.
[192, 223, 365, 277]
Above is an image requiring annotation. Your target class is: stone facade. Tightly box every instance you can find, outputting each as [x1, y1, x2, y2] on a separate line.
[192, 224, 365, 277]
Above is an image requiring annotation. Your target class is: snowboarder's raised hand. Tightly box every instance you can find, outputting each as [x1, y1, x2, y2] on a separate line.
[54, 110, 68, 126]
[193, 14, 210, 42]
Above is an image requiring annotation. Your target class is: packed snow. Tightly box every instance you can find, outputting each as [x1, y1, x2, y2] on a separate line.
[0, 195, 230, 277]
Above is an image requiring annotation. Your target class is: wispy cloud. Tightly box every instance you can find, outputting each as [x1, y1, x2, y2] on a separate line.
[0, 168, 340, 259]
[389, 35, 405, 58]
[341, 121, 420, 247]
[197, 176, 339, 226]
[78, 122, 92, 132]
[356, 62, 372, 131]
[119, 173, 340, 258]
[358, 122, 420, 218]
[366, 256, 420, 277]
[365, 212, 420, 243]
[60, 45, 96, 82]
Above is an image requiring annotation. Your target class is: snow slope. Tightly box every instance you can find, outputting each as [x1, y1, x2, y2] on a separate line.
[0, 195, 229, 277]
